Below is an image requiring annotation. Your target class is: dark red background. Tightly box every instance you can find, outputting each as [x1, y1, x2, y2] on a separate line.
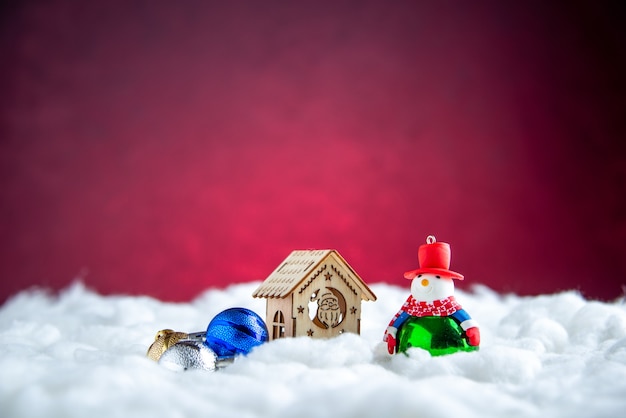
[1, 1, 625, 304]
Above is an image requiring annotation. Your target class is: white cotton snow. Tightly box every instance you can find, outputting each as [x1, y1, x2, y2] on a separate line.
[1, 281, 625, 418]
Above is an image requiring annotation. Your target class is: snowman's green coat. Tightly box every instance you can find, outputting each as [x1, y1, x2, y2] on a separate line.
[397, 316, 478, 356]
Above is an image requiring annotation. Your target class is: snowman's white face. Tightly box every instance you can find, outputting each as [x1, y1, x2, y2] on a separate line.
[410, 273, 455, 302]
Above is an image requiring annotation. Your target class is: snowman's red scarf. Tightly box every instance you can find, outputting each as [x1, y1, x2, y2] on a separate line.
[404, 295, 462, 316]
[386, 295, 462, 333]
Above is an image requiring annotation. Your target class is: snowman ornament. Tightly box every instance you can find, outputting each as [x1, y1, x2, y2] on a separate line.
[384, 236, 480, 356]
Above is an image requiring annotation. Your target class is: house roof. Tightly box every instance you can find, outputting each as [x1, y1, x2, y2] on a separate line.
[252, 249, 377, 301]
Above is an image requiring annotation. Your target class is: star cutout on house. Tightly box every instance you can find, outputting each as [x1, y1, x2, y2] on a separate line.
[297, 305, 304, 314]
[307, 329, 314, 336]
[324, 272, 332, 281]
[350, 306, 357, 314]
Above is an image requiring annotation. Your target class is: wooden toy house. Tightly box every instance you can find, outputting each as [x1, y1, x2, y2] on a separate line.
[252, 250, 377, 340]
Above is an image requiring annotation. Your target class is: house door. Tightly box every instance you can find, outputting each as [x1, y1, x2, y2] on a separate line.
[272, 310, 286, 339]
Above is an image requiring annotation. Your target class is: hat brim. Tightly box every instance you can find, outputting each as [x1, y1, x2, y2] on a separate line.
[404, 267, 464, 280]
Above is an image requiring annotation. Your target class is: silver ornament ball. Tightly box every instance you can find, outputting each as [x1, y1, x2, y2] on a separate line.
[158, 340, 218, 372]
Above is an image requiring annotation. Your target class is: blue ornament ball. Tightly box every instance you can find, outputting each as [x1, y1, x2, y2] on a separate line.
[205, 307, 269, 359]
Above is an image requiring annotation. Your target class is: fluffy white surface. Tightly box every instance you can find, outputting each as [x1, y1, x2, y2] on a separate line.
[1, 282, 626, 418]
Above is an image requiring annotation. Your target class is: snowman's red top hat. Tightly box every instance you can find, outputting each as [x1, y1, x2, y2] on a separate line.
[404, 235, 464, 280]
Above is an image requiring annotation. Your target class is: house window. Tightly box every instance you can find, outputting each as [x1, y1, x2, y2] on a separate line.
[272, 310, 285, 339]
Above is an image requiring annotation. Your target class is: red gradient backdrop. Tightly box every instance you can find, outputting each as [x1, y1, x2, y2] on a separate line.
[1, 1, 625, 303]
